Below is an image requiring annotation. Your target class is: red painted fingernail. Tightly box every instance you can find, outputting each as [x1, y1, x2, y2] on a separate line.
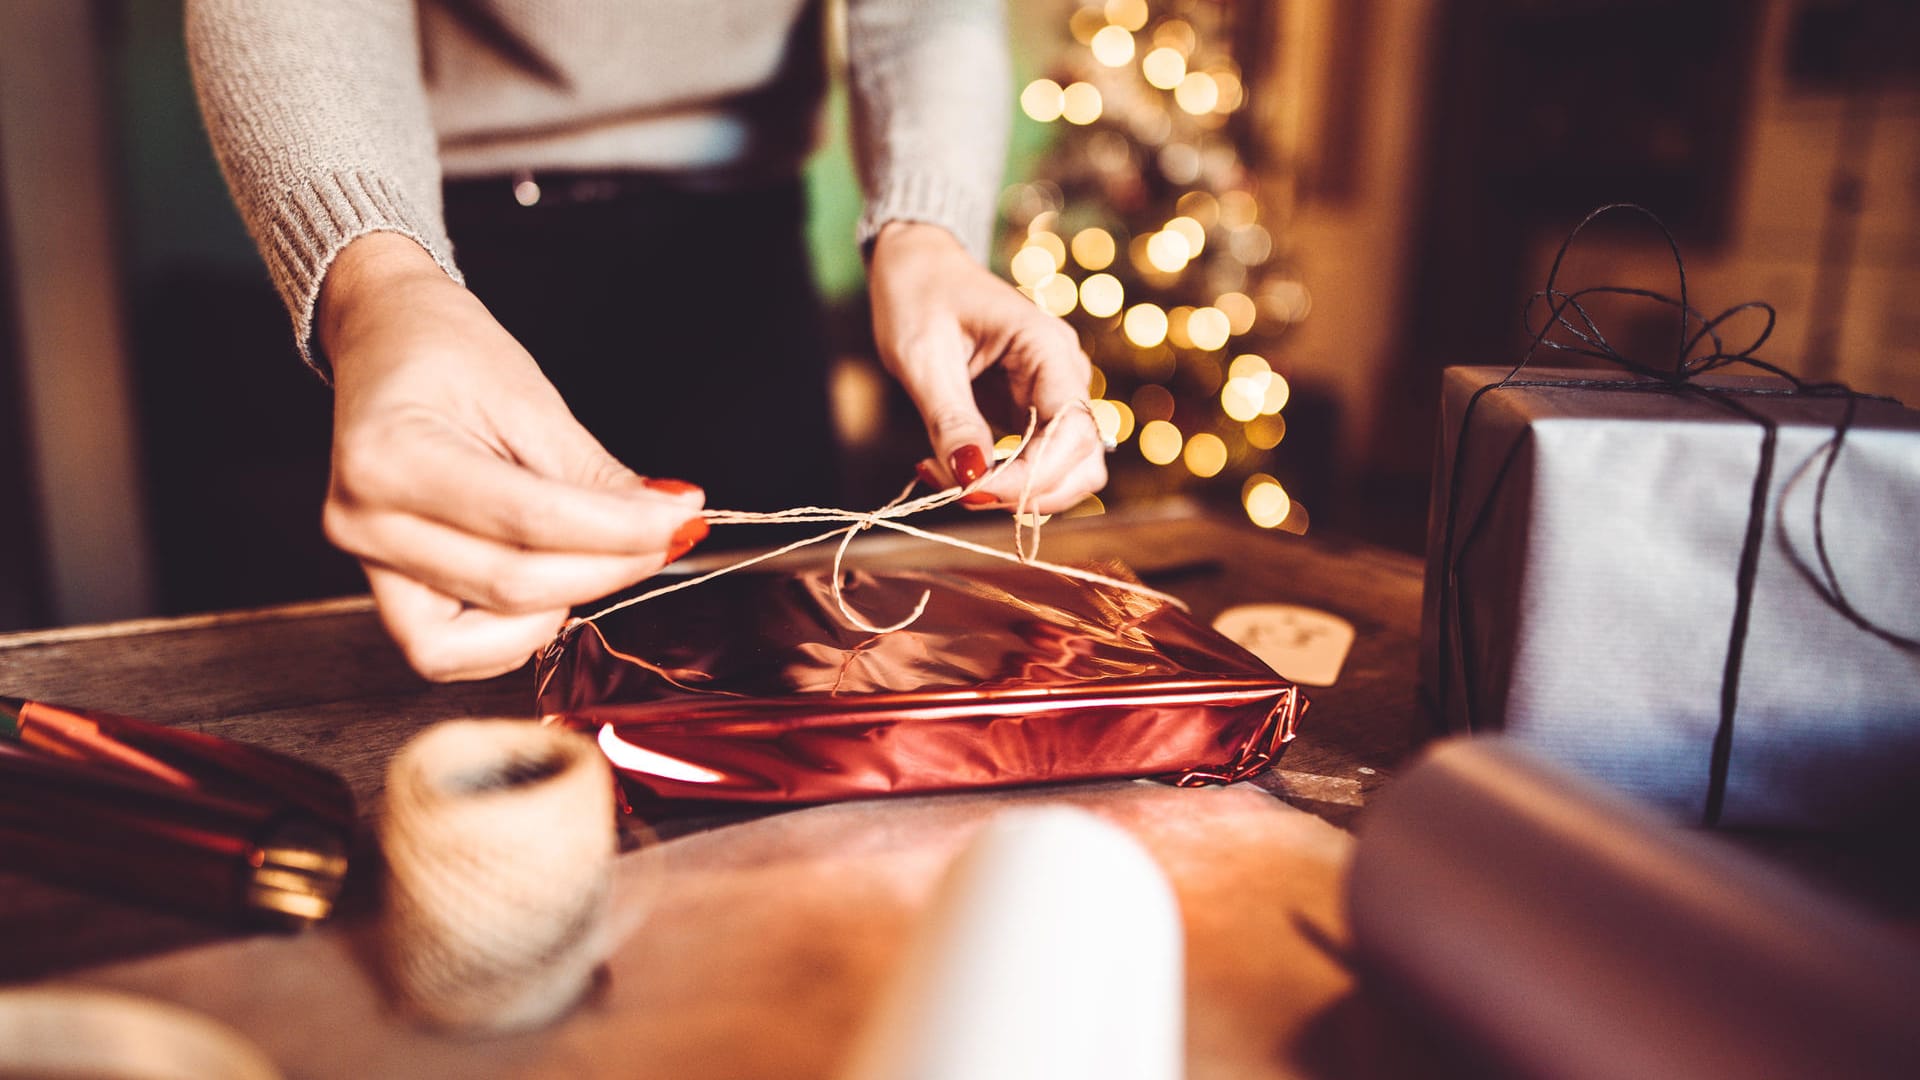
[950, 445, 988, 485]
[667, 516, 709, 563]
[915, 459, 942, 488]
[962, 491, 998, 506]
[643, 477, 701, 497]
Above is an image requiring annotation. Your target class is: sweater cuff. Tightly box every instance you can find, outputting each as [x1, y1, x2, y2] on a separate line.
[262, 170, 463, 379]
[857, 170, 995, 266]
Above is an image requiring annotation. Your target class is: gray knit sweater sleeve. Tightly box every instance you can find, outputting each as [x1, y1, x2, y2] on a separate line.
[186, 0, 461, 375]
[847, 0, 1011, 264]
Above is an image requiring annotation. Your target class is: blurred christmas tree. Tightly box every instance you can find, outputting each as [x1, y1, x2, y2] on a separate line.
[998, 0, 1308, 533]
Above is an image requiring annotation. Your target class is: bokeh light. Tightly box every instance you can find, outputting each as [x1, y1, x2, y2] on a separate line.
[1029, 230, 1067, 270]
[1034, 272, 1078, 317]
[1176, 191, 1219, 228]
[1174, 72, 1220, 115]
[1079, 273, 1124, 318]
[1071, 227, 1116, 270]
[1141, 47, 1186, 90]
[1131, 383, 1174, 423]
[1164, 215, 1206, 256]
[1229, 353, 1271, 382]
[1244, 476, 1292, 528]
[1229, 223, 1273, 264]
[1021, 79, 1065, 123]
[1211, 68, 1245, 113]
[1183, 432, 1227, 477]
[1064, 493, 1107, 518]
[1088, 364, 1107, 399]
[1153, 19, 1197, 56]
[1087, 398, 1132, 446]
[1246, 413, 1287, 449]
[1215, 292, 1256, 334]
[1010, 245, 1055, 287]
[1261, 371, 1292, 414]
[1165, 306, 1194, 350]
[993, 434, 1023, 460]
[1187, 306, 1231, 351]
[1105, 0, 1149, 31]
[1218, 189, 1259, 228]
[1122, 303, 1169, 347]
[1145, 230, 1191, 273]
[1221, 376, 1264, 422]
[1090, 24, 1135, 67]
[1069, 6, 1107, 44]
[1263, 278, 1313, 323]
[1138, 419, 1183, 465]
[1062, 82, 1104, 125]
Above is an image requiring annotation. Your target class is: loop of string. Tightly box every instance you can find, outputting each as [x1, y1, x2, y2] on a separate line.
[1436, 203, 1915, 827]
[564, 400, 1184, 641]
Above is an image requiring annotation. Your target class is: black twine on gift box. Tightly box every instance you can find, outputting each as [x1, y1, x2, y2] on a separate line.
[1435, 203, 1917, 826]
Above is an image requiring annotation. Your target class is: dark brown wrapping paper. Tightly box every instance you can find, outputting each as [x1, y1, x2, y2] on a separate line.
[536, 564, 1304, 804]
[1420, 365, 1920, 827]
[1349, 739, 1920, 1080]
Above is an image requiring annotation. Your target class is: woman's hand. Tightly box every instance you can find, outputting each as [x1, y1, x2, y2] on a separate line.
[867, 222, 1106, 514]
[317, 233, 708, 681]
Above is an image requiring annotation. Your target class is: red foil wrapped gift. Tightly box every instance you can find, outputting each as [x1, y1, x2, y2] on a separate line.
[536, 564, 1305, 804]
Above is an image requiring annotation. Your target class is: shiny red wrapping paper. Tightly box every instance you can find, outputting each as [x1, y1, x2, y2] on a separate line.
[536, 564, 1305, 804]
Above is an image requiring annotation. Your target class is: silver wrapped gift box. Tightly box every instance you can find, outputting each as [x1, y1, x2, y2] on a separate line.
[1419, 365, 1920, 827]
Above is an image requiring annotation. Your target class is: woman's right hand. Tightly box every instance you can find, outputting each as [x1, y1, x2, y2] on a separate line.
[316, 232, 709, 681]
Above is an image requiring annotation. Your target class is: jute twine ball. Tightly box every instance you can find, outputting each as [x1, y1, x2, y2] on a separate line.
[378, 720, 616, 1033]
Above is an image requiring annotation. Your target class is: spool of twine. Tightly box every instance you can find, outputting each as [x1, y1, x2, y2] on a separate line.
[378, 720, 617, 1033]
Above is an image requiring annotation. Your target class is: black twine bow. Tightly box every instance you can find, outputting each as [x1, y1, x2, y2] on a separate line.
[1434, 203, 1917, 826]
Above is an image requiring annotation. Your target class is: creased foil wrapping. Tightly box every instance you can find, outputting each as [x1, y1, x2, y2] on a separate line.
[536, 565, 1304, 804]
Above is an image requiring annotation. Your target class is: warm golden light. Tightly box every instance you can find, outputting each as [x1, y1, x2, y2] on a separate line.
[1090, 24, 1136, 67]
[1021, 79, 1065, 123]
[1061, 82, 1103, 125]
[1069, 6, 1107, 44]
[1104, 0, 1149, 32]
[1183, 432, 1228, 477]
[1218, 189, 1258, 228]
[1153, 19, 1196, 55]
[1087, 364, 1107, 399]
[1131, 383, 1174, 423]
[1246, 413, 1287, 449]
[1029, 230, 1067, 270]
[1138, 419, 1183, 465]
[1230, 223, 1273, 264]
[1141, 47, 1186, 90]
[1135, 347, 1176, 383]
[1088, 398, 1123, 446]
[1221, 377, 1264, 422]
[1034, 272, 1078, 317]
[1144, 230, 1191, 273]
[1122, 303, 1169, 347]
[1158, 142, 1201, 185]
[1071, 227, 1116, 271]
[1009, 244, 1056, 287]
[1211, 68, 1245, 112]
[1108, 398, 1136, 442]
[993, 434, 1023, 460]
[1176, 191, 1219, 228]
[1215, 292, 1256, 335]
[1164, 215, 1206, 256]
[1174, 72, 1219, 115]
[1264, 278, 1313, 323]
[1064, 493, 1106, 518]
[1187, 306, 1231, 351]
[1079, 272, 1124, 318]
[1229, 353, 1271, 382]
[1261, 371, 1292, 415]
[1165, 306, 1194, 350]
[1245, 481, 1293, 529]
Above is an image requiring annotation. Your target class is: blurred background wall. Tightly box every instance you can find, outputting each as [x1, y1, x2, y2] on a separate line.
[0, 0, 1914, 631]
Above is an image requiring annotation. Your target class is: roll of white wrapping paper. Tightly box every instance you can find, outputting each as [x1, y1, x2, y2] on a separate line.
[840, 806, 1185, 1080]
[379, 720, 617, 1033]
[1349, 738, 1920, 1079]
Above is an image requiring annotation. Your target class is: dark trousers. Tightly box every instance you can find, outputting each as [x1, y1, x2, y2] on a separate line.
[442, 175, 839, 519]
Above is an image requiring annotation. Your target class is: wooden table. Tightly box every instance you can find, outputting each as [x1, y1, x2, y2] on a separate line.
[0, 505, 1442, 1077]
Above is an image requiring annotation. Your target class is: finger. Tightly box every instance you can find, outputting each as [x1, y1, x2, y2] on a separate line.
[329, 506, 705, 615]
[366, 565, 567, 682]
[886, 331, 997, 493]
[968, 405, 1107, 512]
[334, 422, 704, 554]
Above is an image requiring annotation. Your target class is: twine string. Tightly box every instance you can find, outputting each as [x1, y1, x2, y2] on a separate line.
[1435, 202, 1915, 827]
[565, 401, 1184, 640]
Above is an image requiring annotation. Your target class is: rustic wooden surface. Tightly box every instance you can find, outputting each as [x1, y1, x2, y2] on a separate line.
[0, 505, 1432, 980]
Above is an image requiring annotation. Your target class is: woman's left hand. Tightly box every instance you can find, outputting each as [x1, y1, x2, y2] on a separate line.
[867, 221, 1107, 514]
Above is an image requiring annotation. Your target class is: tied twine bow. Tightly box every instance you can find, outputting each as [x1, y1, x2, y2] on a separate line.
[557, 401, 1184, 646]
[1436, 203, 1918, 826]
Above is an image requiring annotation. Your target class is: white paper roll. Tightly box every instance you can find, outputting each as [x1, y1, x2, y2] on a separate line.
[840, 806, 1185, 1080]
[379, 720, 617, 1033]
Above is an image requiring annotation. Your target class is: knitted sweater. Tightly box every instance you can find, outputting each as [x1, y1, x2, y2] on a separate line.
[185, 0, 1011, 371]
